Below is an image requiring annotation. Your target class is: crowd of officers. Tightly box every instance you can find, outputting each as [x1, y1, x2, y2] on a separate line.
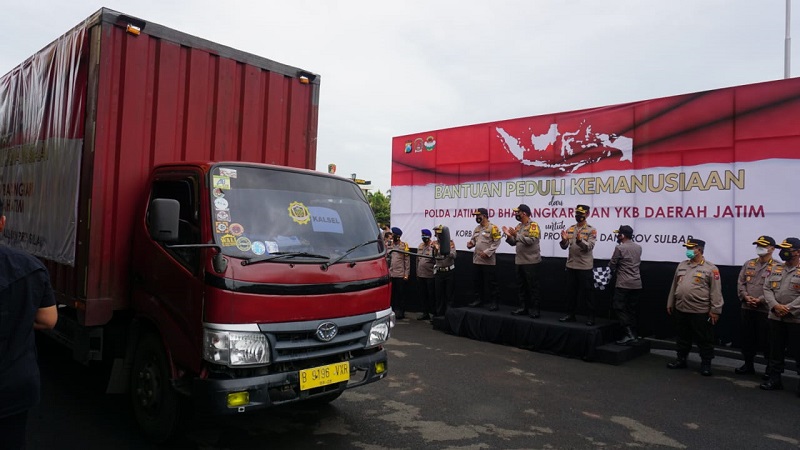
[384, 203, 800, 398]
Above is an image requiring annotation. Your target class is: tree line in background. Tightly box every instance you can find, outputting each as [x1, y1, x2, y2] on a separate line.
[367, 190, 390, 227]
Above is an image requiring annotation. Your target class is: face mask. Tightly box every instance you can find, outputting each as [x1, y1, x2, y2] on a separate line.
[575, 215, 585, 223]
[756, 247, 770, 256]
[475, 216, 483, 224]
[422, 237, 430, 242]
[685, 249, 695, 259]
[514, 214, 521, 222]
[393, 236, 400, 243]
[779, 249, 794, 261]
[616, 234, 624, 244]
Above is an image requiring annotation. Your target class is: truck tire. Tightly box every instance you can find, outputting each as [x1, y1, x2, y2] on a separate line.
[130, 333, 180, 443]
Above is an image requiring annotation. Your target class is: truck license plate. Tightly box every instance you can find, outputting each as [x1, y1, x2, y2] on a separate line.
[299, 362, 350, 391]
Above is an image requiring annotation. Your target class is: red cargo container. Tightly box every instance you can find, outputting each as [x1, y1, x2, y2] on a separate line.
[0, 8, 393, 442]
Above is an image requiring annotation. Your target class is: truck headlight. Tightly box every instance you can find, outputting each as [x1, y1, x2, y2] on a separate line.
[203, 329, 270, 367]
[367, 313, 394, 348]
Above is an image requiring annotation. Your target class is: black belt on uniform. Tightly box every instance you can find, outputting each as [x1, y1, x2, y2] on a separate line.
[436, 265, 455, 273]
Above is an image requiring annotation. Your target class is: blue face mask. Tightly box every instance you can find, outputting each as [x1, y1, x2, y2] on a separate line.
[685, 249, 695, 259]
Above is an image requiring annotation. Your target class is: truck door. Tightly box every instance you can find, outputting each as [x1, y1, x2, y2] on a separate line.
[140, 171, 205, 373]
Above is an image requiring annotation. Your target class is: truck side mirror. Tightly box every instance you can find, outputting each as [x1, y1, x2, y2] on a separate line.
[437, 226, 451, 257]
[148, 198, 180, 242]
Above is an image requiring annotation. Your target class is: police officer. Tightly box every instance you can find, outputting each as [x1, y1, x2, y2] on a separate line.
[760, 237, 800, 394]
[666, 238, 723, 376]
[609, 225, 643, 345]
[416, 229, 436, 321]
[433, 224, 456, 315]
[503, 204, 542, 318]
[388, 227, 410, 320]
[466, 208, 502, 311]
[735, 235, 776, 378]
[559, 204, 597, 325]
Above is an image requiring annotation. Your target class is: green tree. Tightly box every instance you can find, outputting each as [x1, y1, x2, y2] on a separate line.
[368, 189, 390, 227]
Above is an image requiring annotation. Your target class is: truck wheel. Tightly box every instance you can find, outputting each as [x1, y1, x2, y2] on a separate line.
[130, 333, 180, 443]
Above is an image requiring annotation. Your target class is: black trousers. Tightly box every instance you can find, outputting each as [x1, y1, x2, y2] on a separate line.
[435, 270, 455, 315]
[612, 287, 641, 328]
[472, 264, 499, 305]
[0, 410, 28, 450]
[418, 277, 435, 315]
[767, 319, 800, 376]
[391, 277, 406, 315]
[516, 263, 541, 311]
[739, 308, 770, 363]
[565, 268, 594, 315]
[674, 309, 715, 361]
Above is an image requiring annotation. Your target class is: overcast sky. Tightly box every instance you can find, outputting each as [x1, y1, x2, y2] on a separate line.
[1, 1, 797, 193]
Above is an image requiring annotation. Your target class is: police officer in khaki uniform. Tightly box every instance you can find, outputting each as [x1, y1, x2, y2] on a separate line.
[466, 208, 502, 311]
[666, 238, 723, 376]
[559, 204, 597, 325]
[609, 225, 643, 345]
[388, 227, 410, 319]
[760, 237, 800, 394]
[503, 204, 542, 318]
[433, 224, 456, 315]
[735, 235, 776, 378]
[416, 229, 436, 321]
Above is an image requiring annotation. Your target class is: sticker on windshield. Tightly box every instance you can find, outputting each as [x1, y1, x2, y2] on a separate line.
[309, 207, 344, 234]
[265, 241, 279, 254]
[288, 201, 311, 225]
[215, 222, 229, 233]
[216, 210, 231, 221]
[236, 236, 252, 252]
[219, 168, 237, 178]
[220, 234, 237, 247]
[213, 188, 225, 198]
[229, 223, 244, 236]
[213, 176, 231, 190]
[251, 241, 266, 255]
[214, 198, 229, 210]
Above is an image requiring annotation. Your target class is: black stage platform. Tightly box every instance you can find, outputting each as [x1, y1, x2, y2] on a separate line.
[432, 305, 650, 364]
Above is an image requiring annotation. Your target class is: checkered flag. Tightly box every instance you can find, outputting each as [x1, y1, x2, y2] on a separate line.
[593, 266, 612, 290]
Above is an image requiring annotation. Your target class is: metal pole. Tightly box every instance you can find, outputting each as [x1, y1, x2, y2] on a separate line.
[786, 0, 792, 78]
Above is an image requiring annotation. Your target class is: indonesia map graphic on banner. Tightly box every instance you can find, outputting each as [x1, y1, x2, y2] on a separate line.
[391, 77, 800, 266]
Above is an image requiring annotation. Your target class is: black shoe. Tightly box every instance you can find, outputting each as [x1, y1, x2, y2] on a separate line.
[667, 359, 688, 369]
[700, 363, 713, 377]
[417, 314, 431, 321]
[585, 318, 595, 326]
[529, 311, 541, 319]
[616, 335, 635, 345]
[468, 300, 483, 308]
[734, 363, 755, 375]
[511, 308, 529, 316]
[762, 372, 771, 381]
[760, 379, 784, 390]
[559, 314, 576, 322]
[487, 304, 499, 312]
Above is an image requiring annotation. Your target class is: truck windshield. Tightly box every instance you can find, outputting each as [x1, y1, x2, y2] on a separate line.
[209, 165, 382, 262]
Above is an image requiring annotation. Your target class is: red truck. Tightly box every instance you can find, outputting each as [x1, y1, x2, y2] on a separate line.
[0, 8, 393, 441]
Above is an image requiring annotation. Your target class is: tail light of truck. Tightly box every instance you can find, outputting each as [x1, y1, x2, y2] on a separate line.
[203, 329, 270, 367]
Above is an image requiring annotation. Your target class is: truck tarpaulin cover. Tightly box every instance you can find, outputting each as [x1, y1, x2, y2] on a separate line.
[391, 77, 800, 266]
[0, 20, 87, 265]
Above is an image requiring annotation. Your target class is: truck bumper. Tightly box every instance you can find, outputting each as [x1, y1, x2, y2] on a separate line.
[192, 348, 387, 414]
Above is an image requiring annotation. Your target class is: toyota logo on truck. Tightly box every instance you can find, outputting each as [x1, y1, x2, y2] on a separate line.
[316, 322, 338, 342]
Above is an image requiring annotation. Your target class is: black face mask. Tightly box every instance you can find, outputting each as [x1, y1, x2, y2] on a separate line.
[779, 249, 795, 261]
[422, 237, 430, 242]
[575, 215, 585, 223]
[475, 216, 483, 224]
[514, 214, 521, 222]
[393, 236, 400, 243]
[616, 234, 624, 244]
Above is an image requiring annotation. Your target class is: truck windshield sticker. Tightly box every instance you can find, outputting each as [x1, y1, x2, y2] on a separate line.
[215, 222, 229, 233]
[265, 241, 279, 254]
[220, 234, 237, 247]
[214, 198, 229, 210]
[236, 236, 252, 252]
[251, 241, 266, 255]
[219, 168, 237, 178]
[216, 210, 231, 221]
[308, 207, 344, 234]
[213, 188, 225, 198]
[213, 175, 231, 190]
[229, 223, 244, 236]
[288, 201, 311, 225]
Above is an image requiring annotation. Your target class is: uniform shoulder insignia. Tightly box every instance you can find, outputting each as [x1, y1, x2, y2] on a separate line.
[490, 225, 502, 240]
[712, 269, 720, 280]
[404, 243, 409, 251]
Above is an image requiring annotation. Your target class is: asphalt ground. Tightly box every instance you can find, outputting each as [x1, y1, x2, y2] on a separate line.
[26, 318, 800, 449]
